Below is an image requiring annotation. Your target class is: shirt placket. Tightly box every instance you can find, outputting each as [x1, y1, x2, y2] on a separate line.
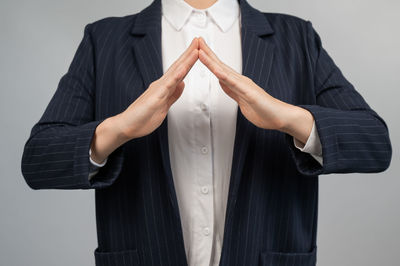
[184, 9, 214, 266]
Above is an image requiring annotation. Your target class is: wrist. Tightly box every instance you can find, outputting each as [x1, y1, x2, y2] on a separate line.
[90, 115, 129, 163]
[110, 113, 133, 143]
[89, 147, 107, 166]
[279, 104, 314, 144]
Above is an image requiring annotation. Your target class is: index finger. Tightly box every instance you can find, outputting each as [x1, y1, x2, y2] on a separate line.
[163, 37, 199, 88]
[198, 37, 239, 86]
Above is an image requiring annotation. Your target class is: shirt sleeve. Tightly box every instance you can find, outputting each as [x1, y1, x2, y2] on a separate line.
[293, 121, 323, 166]
[88, 147, 108, 180]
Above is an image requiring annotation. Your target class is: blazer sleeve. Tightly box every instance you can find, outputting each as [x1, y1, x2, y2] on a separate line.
[21, 23, 125, 190]
[286, 20, 392, 176]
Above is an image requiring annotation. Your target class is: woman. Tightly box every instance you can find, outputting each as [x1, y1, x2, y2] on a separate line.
[21, 0, 391, 265]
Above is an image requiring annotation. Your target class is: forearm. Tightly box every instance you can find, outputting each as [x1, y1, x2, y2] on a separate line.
[90, 114, 131, 164]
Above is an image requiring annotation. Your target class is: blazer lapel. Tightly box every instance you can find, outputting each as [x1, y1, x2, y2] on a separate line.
[130, 0, 183, 228]
[220, 0, 276, 262]
[130, 0, 163, 90]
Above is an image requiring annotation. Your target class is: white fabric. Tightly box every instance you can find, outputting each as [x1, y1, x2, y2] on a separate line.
[293, 120, 323, 165]
[162, 0, 240, 265]
[88, 146, 107, 179]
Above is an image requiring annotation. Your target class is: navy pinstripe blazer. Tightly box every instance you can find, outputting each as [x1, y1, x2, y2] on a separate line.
[21, 0, 392, 265]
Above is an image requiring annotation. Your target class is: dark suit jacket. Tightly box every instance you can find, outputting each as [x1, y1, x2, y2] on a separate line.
[21, 0, 392, 265]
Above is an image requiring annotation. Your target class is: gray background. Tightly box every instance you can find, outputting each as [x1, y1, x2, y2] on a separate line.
[1, 0, 399, 265]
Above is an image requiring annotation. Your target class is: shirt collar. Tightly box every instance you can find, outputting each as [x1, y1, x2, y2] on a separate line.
[161, 0, 240, 32]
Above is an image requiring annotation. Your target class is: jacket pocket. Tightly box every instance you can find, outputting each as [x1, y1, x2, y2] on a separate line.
[94, 247, 140, 266]
[259, 246, 317, 266]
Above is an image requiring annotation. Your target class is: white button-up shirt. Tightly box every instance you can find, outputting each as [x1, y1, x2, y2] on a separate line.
[162, 0, 241, 265]
[88, 0, 323, 265]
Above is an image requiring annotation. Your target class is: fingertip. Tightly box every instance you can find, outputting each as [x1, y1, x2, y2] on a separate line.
[197, 36, 203, 45]
[198, 39, 203, 51]
[191, 37, 198, 47]
[199, 37, 208, 51]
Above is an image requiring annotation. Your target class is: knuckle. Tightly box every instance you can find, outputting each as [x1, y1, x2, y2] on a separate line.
[174, 69, 184, 82]
[164, 76, 175, 88]
[173, 73, 181, 84]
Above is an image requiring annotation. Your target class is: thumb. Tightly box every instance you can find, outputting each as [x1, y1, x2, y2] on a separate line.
[167, 80, 185, 107]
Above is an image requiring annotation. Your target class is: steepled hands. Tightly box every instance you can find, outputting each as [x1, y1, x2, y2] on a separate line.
[90, 36, 315, 164]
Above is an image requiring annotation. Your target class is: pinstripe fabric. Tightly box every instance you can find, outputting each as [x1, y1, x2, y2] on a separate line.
[20, 0, 392, 265]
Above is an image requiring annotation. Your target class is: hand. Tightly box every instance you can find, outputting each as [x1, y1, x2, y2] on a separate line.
[90, 38, 200, 164]
[116, 37, 200, 140]
[197, 36, 314, 144]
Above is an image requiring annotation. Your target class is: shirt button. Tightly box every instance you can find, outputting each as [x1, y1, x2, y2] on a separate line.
[195, 11, 205, 20]
[201, 186, 209, 194]
[201, 146, 208, 154]
[200, 103, 207, 111]
[192, 11, 206, 26]
[200, 69, 206, 77]
[203, 227, 210, 236]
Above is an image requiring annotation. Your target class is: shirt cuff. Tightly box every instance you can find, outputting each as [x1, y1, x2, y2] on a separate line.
[89, 147, 108, 167]
[88, 148, 108, 180]
[293, 121, 323, 165]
